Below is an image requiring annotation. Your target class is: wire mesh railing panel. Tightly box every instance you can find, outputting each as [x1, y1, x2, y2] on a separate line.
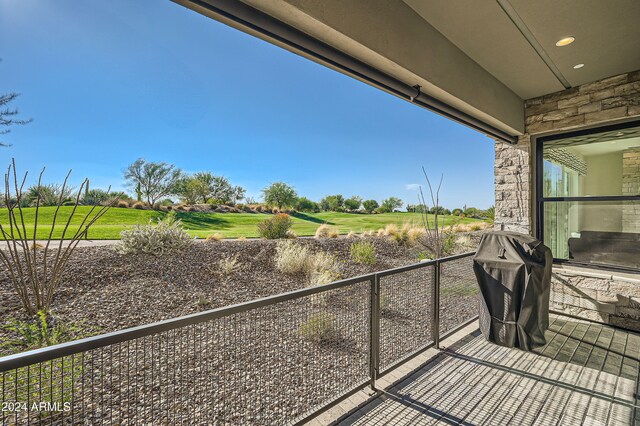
[1, 279, 371, 425]
[439, 254, 479, 336]
[378, 266, 434, 371]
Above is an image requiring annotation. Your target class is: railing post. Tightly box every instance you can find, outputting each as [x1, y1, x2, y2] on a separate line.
[369, 274, 380, 390]
[433, 260, 441, 349]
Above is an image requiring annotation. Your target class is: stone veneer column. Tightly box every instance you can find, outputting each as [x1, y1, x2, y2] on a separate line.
[496, 69, 640, 330]
[622, 148, 640, 233]
[494, 136, 531, 234]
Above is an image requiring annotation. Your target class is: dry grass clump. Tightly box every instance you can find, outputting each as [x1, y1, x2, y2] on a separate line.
[374, 223, 424, 246]
[274, 240, 310, 274]
[218, 254, 242, 276]
[237, 236, 247, 241]
[274, 241, 340, 286]
[131, 201, 147, 210]
[315, 224, 339, 238]
[116, 200, 129, 208]
[451, 221, 492, 233]
[205, 233, 224, 242]
[346, 231, 357, 239]
[298, 312, 337, 343]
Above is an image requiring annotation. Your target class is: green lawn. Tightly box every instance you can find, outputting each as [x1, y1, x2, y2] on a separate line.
[0, 207, 487, 239]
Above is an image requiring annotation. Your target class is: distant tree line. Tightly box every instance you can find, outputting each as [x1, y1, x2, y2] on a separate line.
[1, 158, 493, 219]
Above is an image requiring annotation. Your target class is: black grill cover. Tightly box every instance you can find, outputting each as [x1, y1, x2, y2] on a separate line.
[473, 231, 552, 350]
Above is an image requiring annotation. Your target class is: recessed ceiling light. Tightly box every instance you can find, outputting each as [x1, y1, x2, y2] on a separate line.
[573, 63, 584, 69]
[556, 36, 575, 47]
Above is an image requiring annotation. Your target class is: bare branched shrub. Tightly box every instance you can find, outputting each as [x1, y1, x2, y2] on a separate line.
[0, 160, 112, 315]
[416, 167, 446, 259]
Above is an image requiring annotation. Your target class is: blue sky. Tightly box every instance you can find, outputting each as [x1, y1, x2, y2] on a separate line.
[0, 0, 495, 209]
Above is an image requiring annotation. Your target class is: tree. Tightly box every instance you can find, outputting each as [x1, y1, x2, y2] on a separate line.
[175, 175, 204, 204]
[485, 205, 495, 221]
[380, 197, 403, 213]
[320, 194, 344, 211]
[406, 204, 427, 213]
[295, 197, 319, 212]
[231, 185, 246, 204]
[344, 196, 362, 211]
[262, 182, 298, 209]
[210, 176, 236, 204]
[362, 199, 379, 213]
[124, 159, 181, 205]
[0, 60, 32, 147]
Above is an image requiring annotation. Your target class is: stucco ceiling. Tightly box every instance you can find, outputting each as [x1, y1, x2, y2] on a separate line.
[403, 0, 640, 100]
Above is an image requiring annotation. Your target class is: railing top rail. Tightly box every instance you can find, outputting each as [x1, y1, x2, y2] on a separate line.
[0, 251, 476, 371]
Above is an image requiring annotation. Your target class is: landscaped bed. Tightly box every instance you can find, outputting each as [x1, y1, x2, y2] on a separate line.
[0, 235, 481, 424]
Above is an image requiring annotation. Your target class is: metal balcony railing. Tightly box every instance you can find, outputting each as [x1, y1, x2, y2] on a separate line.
[0, 251, 478, 425]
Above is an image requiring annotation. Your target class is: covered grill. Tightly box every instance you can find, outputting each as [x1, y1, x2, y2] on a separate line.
[473, 231, 552, 350]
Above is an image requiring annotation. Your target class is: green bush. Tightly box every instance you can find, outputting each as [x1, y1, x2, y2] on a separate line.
[116, 212, 192, 255]
[298, 312, 337, 342]
[257, 213, 292, 239]
[2, 311, 76, 352]
[350, 241, 377, 264]
[82, 189, 111, 206]
[295, 197, 320, 212]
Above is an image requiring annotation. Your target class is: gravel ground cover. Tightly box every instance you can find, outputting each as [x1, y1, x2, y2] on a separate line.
[0, 236, 481, 424]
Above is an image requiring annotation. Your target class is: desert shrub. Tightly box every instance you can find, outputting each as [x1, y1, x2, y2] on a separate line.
[383, 223, 399, 236]
[350, 241, 377, 264]
[206, 233, 223, 241]
[257, 213, 292, 239]
[307, 250, 336, 274]
[298, 312, 337, 342]
[442, 231, 457, 255]
[315, 224, 339, 238]
[308, 269, 340, 286]
[82, 189, 111, 206]
[274, 240, 311, 274]
[196, 294, 211, 309]
[275, 241, 340, 284]
[218, 254, 241, 276]
[116, 212, 192, 255]
[3, 311, 77, 352]
[116, 200, 129, 208]
[131, 201, 147, 209]
[379, 294, 390, 314]
[456, 234, 474, 251]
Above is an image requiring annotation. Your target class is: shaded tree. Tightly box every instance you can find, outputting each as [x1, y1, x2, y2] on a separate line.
[295, 197, 319, 212]
[362, 199, 379, 213]
[262, 182, 297, 209]
[124, 159, 181, 205]
[320, 194, 344, 211]
[344, 196, 362, 211]
[379, 197, 403, 213]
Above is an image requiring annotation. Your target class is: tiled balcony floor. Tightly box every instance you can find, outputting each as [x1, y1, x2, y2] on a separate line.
[335, 315, 640, 425]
